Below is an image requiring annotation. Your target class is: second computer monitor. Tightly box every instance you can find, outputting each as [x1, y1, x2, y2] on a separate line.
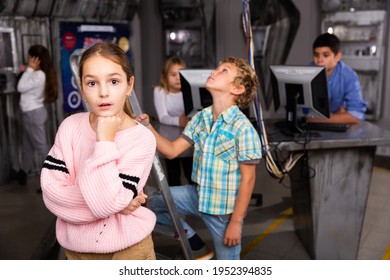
[180, 69, 213, 118]
[270, 65, 330, 135]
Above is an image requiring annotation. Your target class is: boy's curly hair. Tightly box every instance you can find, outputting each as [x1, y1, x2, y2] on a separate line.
[220, 57, 259, 109]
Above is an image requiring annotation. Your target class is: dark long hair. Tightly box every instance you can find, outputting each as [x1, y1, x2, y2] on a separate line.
[28, 45, 58, 103]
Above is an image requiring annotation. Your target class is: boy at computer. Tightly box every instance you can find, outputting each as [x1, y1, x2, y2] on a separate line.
[138, 57, 262, 260]
[309, 33, 367, 124]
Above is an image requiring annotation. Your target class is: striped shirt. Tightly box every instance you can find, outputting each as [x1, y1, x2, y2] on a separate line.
[182, 105, 262, 215]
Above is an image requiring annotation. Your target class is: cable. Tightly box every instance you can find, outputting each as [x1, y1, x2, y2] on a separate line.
[241, 0, 304, 181]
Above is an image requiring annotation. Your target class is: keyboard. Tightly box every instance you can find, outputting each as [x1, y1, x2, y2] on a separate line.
[306, 122, 350, 132]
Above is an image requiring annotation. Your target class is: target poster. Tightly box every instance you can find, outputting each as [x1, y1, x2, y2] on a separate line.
[59, 21, 132, 112]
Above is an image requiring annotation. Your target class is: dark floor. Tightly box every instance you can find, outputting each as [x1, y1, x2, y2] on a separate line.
[1, 158, 390, 260]
[0, 175, 57, 259]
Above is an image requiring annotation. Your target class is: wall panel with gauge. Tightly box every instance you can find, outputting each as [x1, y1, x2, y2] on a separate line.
[321, 0, 388, 120]
[159, 0, 208, 68]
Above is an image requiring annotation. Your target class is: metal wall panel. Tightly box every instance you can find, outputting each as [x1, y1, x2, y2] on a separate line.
[0, 17, 53, 184]
[0, 0, 55, 17]
[0, 0, 138, 20]
[322, 9, 388, 121]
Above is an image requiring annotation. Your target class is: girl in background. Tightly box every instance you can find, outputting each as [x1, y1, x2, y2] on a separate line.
[41, 42, 157, 260]
[12, 45, 58, 185]
[153, 56, 193, 186]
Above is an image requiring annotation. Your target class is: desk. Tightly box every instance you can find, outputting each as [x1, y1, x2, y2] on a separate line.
[267, 121, 390, 259]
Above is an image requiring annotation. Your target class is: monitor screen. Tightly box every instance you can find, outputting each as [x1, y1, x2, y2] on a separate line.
[269, 65, 330, 135]
[0, 27, 18, 73]
[180, 69, 213, 118]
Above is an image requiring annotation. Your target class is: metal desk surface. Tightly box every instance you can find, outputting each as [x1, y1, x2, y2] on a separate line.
[266, 120, 390, 151]
[153, 120, 390, 153]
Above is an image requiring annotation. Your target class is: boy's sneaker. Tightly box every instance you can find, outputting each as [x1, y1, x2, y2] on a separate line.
[174, 246, 214, 260]
[192, 245, 214, 260]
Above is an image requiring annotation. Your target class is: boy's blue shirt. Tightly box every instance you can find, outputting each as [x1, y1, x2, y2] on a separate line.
[310, 60, 367, 120]
[181, 105, 262, 215]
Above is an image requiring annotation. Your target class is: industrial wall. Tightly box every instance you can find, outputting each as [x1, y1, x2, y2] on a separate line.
[1, 0, 390, 185]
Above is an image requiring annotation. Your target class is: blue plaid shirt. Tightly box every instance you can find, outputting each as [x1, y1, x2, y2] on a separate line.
[182, 105, 262, 215]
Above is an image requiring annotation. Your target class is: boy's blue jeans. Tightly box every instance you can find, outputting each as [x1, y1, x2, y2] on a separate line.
[148, 185, 241, 260]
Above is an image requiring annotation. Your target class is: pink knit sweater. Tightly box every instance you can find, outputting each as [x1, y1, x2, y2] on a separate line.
[41, 112, 157, 253]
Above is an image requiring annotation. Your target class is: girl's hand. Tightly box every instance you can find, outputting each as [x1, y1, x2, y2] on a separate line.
[28, 56, 40, 71]
[120, 192, 148, 215]
[136, 113, 151, 127]
[96, 115, 122, 142]
[179, 113, 190, 127]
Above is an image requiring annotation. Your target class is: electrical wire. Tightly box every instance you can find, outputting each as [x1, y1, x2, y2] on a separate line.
[241, 0, 304, 181]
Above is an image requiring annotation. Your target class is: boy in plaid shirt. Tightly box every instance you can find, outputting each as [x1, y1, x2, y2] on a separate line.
[139, 57, 262, 260]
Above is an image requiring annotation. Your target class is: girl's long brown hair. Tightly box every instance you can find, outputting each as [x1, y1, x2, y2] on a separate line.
[28, 45, 58, 103]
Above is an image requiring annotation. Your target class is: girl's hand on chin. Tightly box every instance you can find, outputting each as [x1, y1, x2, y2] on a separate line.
[96, 115, 123, 141]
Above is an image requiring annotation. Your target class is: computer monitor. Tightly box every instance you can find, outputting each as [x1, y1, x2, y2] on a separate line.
[180, 69, 213, 118]
[269, 65, 330, 136]
[0, 27, 18, 73]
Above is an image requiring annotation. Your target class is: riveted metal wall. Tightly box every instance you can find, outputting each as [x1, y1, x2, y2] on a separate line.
[0, 0, 139, 184]
[0, 0, 138, 20]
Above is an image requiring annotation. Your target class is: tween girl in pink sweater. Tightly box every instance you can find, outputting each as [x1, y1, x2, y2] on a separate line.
[41, 42, 157, 260]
